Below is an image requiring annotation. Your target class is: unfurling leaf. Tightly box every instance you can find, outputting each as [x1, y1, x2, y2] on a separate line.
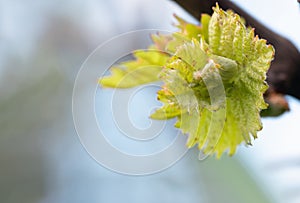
[99, 4, 274, 158]
[99, 50, 169, 88]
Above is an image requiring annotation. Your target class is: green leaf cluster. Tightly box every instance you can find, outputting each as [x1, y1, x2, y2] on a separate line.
[99, 4, 274, 157]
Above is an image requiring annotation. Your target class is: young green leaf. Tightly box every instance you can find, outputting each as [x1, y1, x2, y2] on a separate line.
[99, 49, 169, 88]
